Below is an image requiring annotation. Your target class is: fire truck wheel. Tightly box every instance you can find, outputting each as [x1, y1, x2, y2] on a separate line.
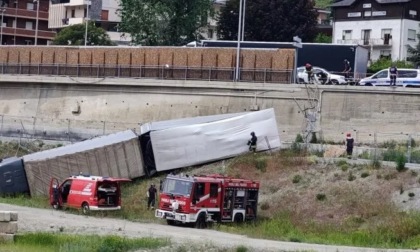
[166, 220, 175, 226]
[195, 213, 207, 229]
[234, 213, 244, 223]
[82, 203, 90, 215]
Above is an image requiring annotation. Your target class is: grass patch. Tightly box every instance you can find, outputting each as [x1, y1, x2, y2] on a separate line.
[0, 233, 169, 252]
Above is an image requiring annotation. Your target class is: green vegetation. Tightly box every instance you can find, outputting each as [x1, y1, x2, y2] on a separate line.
[0, 233, 168, 252]
[314, 33, 332, 44]
[367, 58, 414, 74]
[53, 22, 114, 46]
[1, 142, 420, 250]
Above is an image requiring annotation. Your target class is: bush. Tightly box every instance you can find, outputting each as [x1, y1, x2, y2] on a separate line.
[368, 58, 413, 73]
[255, 158, 267, 172]
[410, 150, 420, 164]
[361, 172, 369, 178]
[295, 134, 304, 143]
[408, 192, 415, 198]
[260, 202, 270, 210]
[348, 172, 356, 181]
[337, 160, 348, 166]
[340, 164, 349, 172]
[236, 245, 248, 252]
[316, 193, 326, 201]
[370, 157, 381, 169]
[292, 175, 302, 184]
[395, 153, 407, 172]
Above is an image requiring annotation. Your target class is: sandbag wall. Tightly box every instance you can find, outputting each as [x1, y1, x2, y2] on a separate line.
[0, 46, 295, 82]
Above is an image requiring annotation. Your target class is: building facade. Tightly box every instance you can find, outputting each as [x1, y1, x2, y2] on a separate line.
[48, 0, 130, 45]
[331, 0, 420, 62]
[0, 0, 55, 45]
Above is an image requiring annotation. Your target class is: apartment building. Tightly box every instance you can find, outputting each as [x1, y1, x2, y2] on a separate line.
[331, 0, 420, 61]
[48, 0, 130, 45]
[0, 0, 55, 45]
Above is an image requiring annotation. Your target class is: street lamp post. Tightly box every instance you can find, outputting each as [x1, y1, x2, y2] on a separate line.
[84, 0, 90, 46]
[234, 0, 244, 81]
[0, 8, 5, 45]
[34, 0, 39, 45]
[241, 0, 246, 41]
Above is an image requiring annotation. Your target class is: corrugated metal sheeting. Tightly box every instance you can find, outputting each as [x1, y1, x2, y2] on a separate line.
[23, 130, 144, 196]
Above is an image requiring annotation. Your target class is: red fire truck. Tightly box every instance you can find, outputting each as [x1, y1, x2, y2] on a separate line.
[155, 174, 259, 228]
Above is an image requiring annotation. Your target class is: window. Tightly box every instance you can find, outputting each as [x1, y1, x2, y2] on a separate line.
[380, 50, 391, 59]
[362, 30, 371, 45]
[210, 183, 218, 198]
[194, 183, 205, 199]
[71, 9, 75, 18]
[25, 21, 33, 30]
[207, 29, 214, 39]
[399, 70, 418, 78]
[409, 10, 417, 18]
[374, 70, 388, 78]
[408, 29, 416, 41]
[381, 29, 392, 39]
[364, 11, 371, 17]
[342, 30, 352, 40]
[27, 2, 34, 10]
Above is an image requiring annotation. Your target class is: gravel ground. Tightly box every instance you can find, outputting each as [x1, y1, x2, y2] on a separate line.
[0, 203, 416, 252]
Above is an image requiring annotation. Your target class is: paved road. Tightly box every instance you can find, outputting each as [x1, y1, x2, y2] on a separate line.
[0, 203, 416, 252]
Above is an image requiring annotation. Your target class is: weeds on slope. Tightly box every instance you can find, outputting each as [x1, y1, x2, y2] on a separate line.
[0, 232, 169, 252]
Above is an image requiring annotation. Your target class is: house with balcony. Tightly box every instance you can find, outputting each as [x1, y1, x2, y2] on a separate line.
[331, 0, 420, 62]
[48, 0, 130, 45]
[0, 0, 55, 45]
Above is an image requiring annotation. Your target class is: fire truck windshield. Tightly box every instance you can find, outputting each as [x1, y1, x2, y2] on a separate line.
[162, 179, 193, 196]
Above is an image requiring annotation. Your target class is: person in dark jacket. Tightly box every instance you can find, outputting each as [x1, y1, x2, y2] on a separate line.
[343, 59, 352, 79]
[345, 133, 354, 159]
[248, 132, 257, 153]
[147, 184, 157, 210]
[305, 63, 314, 84]
[389, 65, 398, 86]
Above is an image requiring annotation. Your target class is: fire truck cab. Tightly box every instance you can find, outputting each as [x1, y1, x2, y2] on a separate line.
[155, 174, 259, 228]
[49, 175, 130, 214]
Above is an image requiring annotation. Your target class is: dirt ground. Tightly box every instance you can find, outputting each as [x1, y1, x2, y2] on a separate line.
[0, 203, 416, 252]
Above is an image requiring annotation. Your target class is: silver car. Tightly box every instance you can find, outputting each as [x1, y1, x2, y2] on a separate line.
[297, 66, 347, 85]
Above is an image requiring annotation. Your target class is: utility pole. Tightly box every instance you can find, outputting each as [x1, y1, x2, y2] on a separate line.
[34, 0, 39, 45]
[84, 0, 90, 46]
[0, 8, 5, 45]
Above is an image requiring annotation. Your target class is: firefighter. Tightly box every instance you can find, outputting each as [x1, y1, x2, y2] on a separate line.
[247, 132, 257, 153]
[345, 133, 354, 159]
[305, 63, 314, 84]
[147, 184, 157, 210]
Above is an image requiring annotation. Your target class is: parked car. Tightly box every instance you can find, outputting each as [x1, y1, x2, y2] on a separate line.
[49, 175, 131, 214]
[297, 66, 347, 85]
[359, 68, 420, 87]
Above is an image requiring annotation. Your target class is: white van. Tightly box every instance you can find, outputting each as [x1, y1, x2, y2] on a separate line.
[359, 68, 420, 87]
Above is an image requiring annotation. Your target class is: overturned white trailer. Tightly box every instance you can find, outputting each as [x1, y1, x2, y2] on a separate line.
[139, 108, 281, 175]
[23, 130, 145, 196]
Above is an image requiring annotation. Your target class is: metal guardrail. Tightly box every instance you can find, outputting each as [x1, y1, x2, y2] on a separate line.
[0, 63, 295, 84]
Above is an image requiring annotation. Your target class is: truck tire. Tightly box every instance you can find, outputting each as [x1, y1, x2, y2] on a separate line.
[166, 220, 175, 226]
[195, 213, 207, 229]
[234, 213, 243, 223]
[82, 203, 90, 215]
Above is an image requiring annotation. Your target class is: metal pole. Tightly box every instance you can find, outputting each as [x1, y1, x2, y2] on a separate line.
[34, 0, 39, 45]
[234, 0, 243, 81]
[0, 9, 5, 45]
[241, 0, 246, 41]
[84, 0, 89, 47]
[293, 48, 298, 83]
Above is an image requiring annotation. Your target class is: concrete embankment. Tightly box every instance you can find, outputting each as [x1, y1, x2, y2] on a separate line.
[0, 75, 420, 143]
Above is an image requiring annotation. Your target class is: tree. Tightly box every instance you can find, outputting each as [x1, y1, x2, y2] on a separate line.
[53, 22, 114, 46]
[217, 0, 318, 42]
[314, 33, 332, 43]
[407, 34, 420, 67]
[119, 0, 214, 46]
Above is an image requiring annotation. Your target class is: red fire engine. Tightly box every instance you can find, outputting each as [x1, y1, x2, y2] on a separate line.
[155, 174, 259, 228]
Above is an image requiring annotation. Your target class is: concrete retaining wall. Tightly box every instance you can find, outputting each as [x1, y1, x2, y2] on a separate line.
[0, 211, 18, 242]
[0, 76, 420, 144]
